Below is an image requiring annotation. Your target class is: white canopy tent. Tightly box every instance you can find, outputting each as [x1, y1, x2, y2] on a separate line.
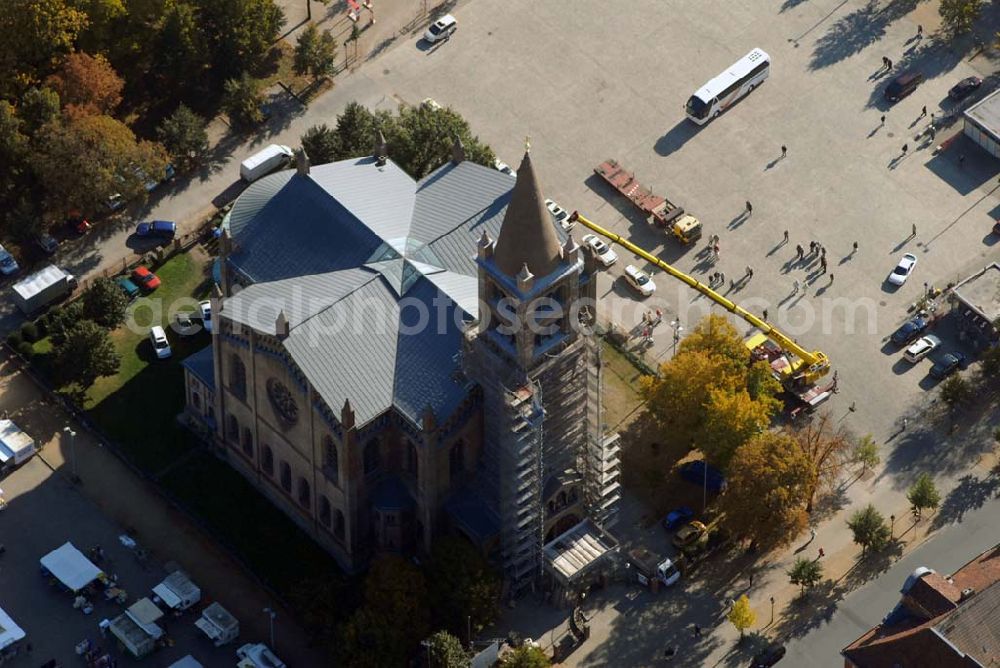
[0, 606, 26, 650]
[40, 542, 103, 592]
[168, 657, 204, 668]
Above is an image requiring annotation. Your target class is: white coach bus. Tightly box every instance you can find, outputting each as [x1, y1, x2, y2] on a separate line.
[685, 48, 770, 125]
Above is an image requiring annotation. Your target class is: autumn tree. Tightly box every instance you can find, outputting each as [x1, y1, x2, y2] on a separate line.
[300, 124, 341, 164]
[907, 473, 941, 519]
[73, 0, 127, 53]
[678, 314, 752, 373]
[53, 319, 120, 387]
[158, 104, 209, 171]
[700, 387, 775, 468]
[427, 630, 470, 668]
[46, 52, 124, 116]
[222, 72, 264, 130]
[500, 645, 551, 668]
[847, 504, 891, 557]
[727, 595, 756, 639]
[788, 557, 823, 595]
[939, 0, 983, 37]
[852, 435, 880, 475]
[30, 114, 168, 215]
[337, 555, 430, 668]
[294, 23, 337, 80]
[427, 536, 501, 638]
[787, 412, 853, 511]
[0, 0, 88, 96]
[718, 431, 814, 549]
[82, 277, 129, 328]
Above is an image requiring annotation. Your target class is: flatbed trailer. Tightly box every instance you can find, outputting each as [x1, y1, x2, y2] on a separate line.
[593, 159, 702, 243]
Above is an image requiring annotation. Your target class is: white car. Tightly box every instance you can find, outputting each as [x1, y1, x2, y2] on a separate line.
[199, 300, 213, 333]
[493, 158, 516, 178]
[149, 326, 172, 359]
[545, 198, 575, 231]
[904, 335, 941, 363]
[421, 98, 442, 111]
[237, 643, 286, 668]
[424, 14, 457, 43]
[888, 253, 917, 286]
[582, 234, 618, 267]
[624, 264, 656, 297]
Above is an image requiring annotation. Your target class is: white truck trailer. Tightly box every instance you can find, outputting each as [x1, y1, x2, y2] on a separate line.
[11, 265, 76, 314]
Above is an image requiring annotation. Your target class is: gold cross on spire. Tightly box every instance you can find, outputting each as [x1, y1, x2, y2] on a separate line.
[524, 136, 531, 153]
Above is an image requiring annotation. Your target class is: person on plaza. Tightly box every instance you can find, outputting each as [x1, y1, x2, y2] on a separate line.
[783, 229, 790, 243]
[917, 24, 923, 38]
[818, 547, 825, 558]
[920, 105, 927, 118]
[719, 271, 726, 284]
[911, 223, 917, 237]
[745, 200, 753, 216]
[781, 145, 787, 158]
[902, 143, 908, 155]
[795, 244, 804, 259]
[829, 273, 834, 284]
[880, 114, 886, 126]
[852, 241, 858, 254]
[762, 308, 768, 320]
[793, 279, 800, 294]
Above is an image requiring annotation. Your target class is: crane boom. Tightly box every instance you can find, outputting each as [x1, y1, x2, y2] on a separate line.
[570, 211, 830, 381]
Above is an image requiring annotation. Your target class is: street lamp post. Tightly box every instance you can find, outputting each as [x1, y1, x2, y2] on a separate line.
[770, 596, 775, 625]
[670, 319, 683, 358]
[890, 514, 896, 539]
[263, 607, 276, 648]
[63, 427, 77, 479]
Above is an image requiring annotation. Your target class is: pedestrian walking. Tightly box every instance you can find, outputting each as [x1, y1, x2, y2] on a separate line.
[829, 273, 834, 284]
[821, 245, 827, 259]
[745, 200, 753, 216]
[959, 154, 965, 168]
[808, 240, 816, 255]
[693, 624, 702, 638]
[852, 241, 859, 253]
[818, 547, 825, 558]
[745, 265, 753, 278]
[911, 223, 917, 237]
[881, 56, 889, 69]
[762, 308, 768, 320]
[902, 418, 908, 430]
[849, 401, 857, 412]
[810, 528, 817, 541]
[833, 370, 839, 382]
[793, 279, 800, 294]
[930, 112, 935, 125]
[781, 144, 787, 158]
[713, 242, 720, 258]
[880, 114, 886, 126]
[902, 143, 908, 155]
[796, 244, 804, 259]
[920, 105, 927, 118]
[820, 258, 827, 273]
[783, 229, 790, 243]
[887, 58, 893, 70]
[719, 271, 726, 284]
[929, 127, 936, 141]
[917, 24, 923, 38]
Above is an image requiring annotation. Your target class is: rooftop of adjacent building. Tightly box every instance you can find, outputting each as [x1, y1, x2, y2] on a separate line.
[952, 262, 1000, 324]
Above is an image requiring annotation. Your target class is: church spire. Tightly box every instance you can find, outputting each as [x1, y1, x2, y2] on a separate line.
[492, 150, 562, 278]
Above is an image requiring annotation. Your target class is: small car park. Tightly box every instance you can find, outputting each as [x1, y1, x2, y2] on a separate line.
[545, 198, 574, 231]
[149, 325, 172, 359]
[661, 506, 695, 531]
[131, 266, 161, 292]
[116, 276, 140, 300]
[929, 352, 966, 379]
[623, 264, 656, 297]
[0, 244, 20, 276]
[903, 335, 941, 363]
[35, 234, 59, 255]
[424, 14, 457, 43]
[199, 300, 213, 333]
[135, 220, 177, 240]
[884, 72, 924, 103]
[887, 253, 917, 286]
[582, 234, 618, 267]
[890, 317, 928, 346]
[948, 76, 982, 101]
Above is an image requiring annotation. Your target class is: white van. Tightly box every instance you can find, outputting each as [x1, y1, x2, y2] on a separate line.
[240, 144, 293, 183]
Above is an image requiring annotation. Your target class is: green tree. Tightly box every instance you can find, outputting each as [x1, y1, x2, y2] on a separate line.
[337, 555, 430, 668]
[48, 301, 85, 346]
[334, 101, 385, 158]
[30, 114, 168, 216]
[847, 504, 891, 557]
[907, 473, 941, 519]
[293, 23, 337, 80]
[45, 51, 124, 116]
[222, 72, 264, 130]
[154, 0, 209, 93]
[500, 645, 551, 668]
[427, 630, 470, 668]
[158, 104, 209, 171]
[788, 556, 823, 594]
[0, 102, 27, 161]
[939, 0, 983, 36]
[20, 87, 62, 134]
[386, 101, 496, 179]
[940, 374, 973, 409]
[198, 0, 286, 79]
[719, 432, 815, 549]
[53, 319, 120, 387]
[852, 434, 880, 475]
[72, 0, 126, 53]
[977, 345, 1000, 383]
[82, 277, 128, 328]
[0, 0, 88, 96]
[427, 536, 501, 638]
[727, 594, 756, 639]
[300, 124, 341, 164]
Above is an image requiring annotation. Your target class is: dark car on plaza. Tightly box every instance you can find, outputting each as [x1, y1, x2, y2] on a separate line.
[948, 76, 982, 101]
[890, 316, 928, 346]
[750, 644, 787, 667]
[929, 352, 966, 379]
[678, 461, 726, 493]
[885, 72, 925, 103]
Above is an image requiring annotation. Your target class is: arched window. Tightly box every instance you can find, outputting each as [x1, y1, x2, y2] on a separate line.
[319, 496, 332, 527]
[363, 439, 380, 475]
[323, 435, 338, 482]
[449, 440, 464, 482]
[241, 427, 253, 457]
[227, 415, 239, 443]
[406, 441, 419, 484]
[298, 477, 310, 508]
[334, 510, 345, 540]
[280, 461, 292, 492]
[229, 354, 247, 401]
[261, 445, 274, 476]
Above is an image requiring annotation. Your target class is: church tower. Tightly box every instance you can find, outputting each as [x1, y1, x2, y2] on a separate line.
[464, 148, 620, 594]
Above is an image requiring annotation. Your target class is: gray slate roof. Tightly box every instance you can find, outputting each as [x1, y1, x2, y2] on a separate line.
[222, 156, 559, 427]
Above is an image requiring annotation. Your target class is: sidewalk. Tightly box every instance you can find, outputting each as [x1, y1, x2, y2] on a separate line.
[0, 349, 325, 664]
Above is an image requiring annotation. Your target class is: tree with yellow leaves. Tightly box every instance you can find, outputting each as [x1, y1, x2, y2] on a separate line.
[727, 594, 756, 639]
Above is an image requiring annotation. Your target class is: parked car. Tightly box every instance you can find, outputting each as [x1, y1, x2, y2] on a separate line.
[948, 76, 982, 101]
[672, 521, 708, 549]
[66, 211, 91, 235]
[140, 164, 175, 192]
[545, 198, 574, 231]
[493, 158, 516, 178]
[0, 244, 19, 276]
[891, 316, 929, 345]
[198, 300, 212, 333]
[105, 192, 125, 212]
[135, 220, 177, 239]
[582, 234, 618, 267]
[424, 13, 457, 43]
[421, 98, 443, 111]
[888, 253, 917, 286]
[678, 460, 726, 492]
[929, 352, 966, 379]
[174, 311, 200, 336]
[116, 276, 140, 300]
[149, 325, 172, 359]
[623, 264, 656, 297]
[903, 335, 941, 363]
[884, 72, 924, 103]
[750, 644, 787, 667]
[35, 234, 59, 255]
[662, 506, 695, 531]
[131, 266, 161, 291]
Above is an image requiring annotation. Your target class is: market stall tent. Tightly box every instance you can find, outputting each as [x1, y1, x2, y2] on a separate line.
[109, 597, 164, 658]
[168, 657, 204, 668]
[39, 542, 103, 592]
[0, 605, 26, 650]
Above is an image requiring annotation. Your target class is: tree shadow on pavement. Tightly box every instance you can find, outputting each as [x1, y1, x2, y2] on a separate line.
[809, 485, 851, 524]
[929, 472, 1000, 532]
[808, 0, 919, 71]
[770, 577, 848, 644]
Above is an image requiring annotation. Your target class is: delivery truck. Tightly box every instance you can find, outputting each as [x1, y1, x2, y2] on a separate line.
[240, 144, 293, 182]
[11, 265, 77, 314]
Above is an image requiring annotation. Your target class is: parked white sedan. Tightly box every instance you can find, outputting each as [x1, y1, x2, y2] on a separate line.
[624, 264, 656, 297]
[903, 334, 941, 363]
[582, 234, 618, 267]
[888, 253, 918, 286]
[545, 198, 574, 231]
